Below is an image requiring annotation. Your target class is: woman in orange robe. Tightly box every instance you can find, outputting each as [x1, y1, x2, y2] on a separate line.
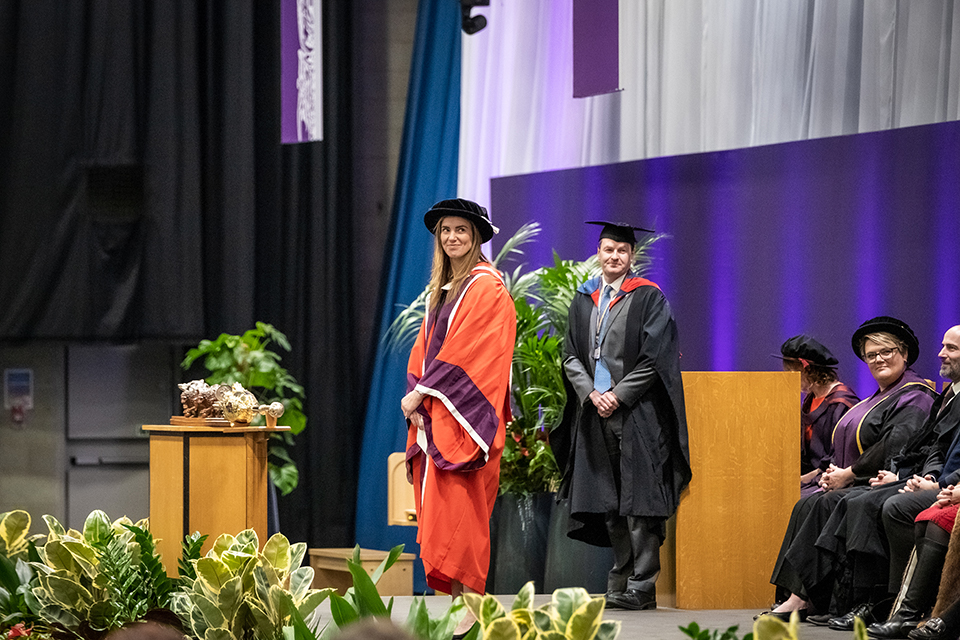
[400, 199, 515, 633]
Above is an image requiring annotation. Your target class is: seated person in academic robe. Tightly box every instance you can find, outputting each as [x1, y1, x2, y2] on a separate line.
[794, 325, 960, 630]
[774, 334, 859, 496]
[814, 325, 960, 637]
[400, 199, 516, 638]
[760, 317, 937, 622]
[866, 490, 960, 639]
[908, 490, 960, 640]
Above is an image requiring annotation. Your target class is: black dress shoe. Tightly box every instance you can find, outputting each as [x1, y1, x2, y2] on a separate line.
[867, 614, 923, 639]
[908, 618, 949, 640]
[605, 590, 625, 609]
[605, 588, 656, 611]
[807, 613, 835, 626]
[829, 603, 875, 631]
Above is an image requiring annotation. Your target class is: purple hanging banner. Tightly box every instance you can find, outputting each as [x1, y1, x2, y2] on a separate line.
[281, 0, 323, 143]
[572, 0, 619, 98]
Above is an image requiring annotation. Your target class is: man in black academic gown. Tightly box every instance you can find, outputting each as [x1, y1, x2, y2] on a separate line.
[554, 221, 692, 611]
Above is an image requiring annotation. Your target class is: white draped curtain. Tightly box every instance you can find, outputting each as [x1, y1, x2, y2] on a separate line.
[459, 0, 960, 209]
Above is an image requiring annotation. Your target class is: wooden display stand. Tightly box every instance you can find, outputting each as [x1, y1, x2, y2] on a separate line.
[308, 548, 416, 595]
[142, 423, 290, 575]
[669, 371, 799, 609]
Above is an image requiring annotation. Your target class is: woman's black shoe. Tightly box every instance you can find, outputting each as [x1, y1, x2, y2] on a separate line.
[755, 609, 808, 622]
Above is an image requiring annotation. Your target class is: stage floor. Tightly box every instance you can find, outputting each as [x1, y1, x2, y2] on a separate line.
[316, 595, 846, 640]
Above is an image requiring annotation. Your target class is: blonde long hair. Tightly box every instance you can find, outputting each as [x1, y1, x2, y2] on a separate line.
[427, 218, 489, 310]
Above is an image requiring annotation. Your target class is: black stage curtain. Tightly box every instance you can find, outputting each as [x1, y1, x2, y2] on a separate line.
[0, 0, 360, 547]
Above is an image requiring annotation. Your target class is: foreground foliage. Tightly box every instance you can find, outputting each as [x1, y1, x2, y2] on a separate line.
[27, 510, 179, 639]
[170, 529, 334, 640]
[464, 581, 619, 640]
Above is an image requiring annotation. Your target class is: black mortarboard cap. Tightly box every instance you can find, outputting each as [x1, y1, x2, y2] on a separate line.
[773, 335, 839, 367]
[586, 220, 654, 246]
[424, 198, 498, 243]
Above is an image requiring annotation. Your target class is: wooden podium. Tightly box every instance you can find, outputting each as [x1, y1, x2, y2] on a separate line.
[142, 424, 290, 575]
[670, 371, 800, 609]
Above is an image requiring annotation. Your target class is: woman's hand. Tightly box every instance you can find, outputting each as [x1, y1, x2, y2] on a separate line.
[401, 390, 425, 428]
[801, 469, 821, 485]
[820, 464, 854, 491]
[935, 484, 959, 507]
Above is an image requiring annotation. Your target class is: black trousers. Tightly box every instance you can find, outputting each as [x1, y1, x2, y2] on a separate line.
[881, 489, 939, 591]
[601, 411, 664, 595]
[606, 513, 664, 593]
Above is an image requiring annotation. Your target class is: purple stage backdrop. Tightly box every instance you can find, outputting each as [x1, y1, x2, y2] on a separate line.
[281, 0, 323, 143]
[490, 120, 960, 397]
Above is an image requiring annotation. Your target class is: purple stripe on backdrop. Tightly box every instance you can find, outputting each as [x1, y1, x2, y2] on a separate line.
[572, 0, 620, 98]
[280, 0, 299, 143]
[933, 133, 960, 337]
[851, 135, 885, 395]
[489, 120, 960, 392]
[280, 0, 323, 143]
[707, 150, 739, 371]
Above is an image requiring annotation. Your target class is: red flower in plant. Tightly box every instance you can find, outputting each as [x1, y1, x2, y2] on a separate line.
[521, 448, 529, 457]
[512, 432, 522, 443]
[7, 623, 32, 638]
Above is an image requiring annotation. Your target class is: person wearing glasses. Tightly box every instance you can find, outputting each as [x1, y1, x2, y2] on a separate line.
[759, 317, 937, 622]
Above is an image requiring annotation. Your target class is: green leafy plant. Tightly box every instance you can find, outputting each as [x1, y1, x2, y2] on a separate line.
[281, 544, 470, 640]
[680, 621, 753, 640]
[321, 545, 405, 636]
[177, 531, 208, 588]
[181, 321, 307, 495]
[0, 512, 46, 563]
[383, 224, 663, 497]
[0, 512, 47, 637]
[463, 580, 620, 640]
[27, 510, 179, 639]
[169, 528, 334, 640]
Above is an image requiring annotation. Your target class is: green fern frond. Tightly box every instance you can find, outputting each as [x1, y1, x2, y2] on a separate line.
[122, 523, 173, 609]
[178, 531, 208, 588]
[492, 222, 541, 270]
[382, 287, 430, 354]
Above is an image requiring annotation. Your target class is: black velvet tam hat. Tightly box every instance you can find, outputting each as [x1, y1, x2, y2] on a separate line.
[774, 334, 839, 367]
[586, 220, 654, 246]
[424, 198, 498, 243]
[851, 316, 919, 366]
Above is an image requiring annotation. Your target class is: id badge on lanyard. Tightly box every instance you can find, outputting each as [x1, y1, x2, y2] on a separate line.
[593, 296, 613, 360]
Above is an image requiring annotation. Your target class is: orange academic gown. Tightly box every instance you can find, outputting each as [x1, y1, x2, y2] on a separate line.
[405, 264, 516, 594]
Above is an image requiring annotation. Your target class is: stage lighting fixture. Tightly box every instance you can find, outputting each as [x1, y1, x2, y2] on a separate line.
[460, 0, 489, 35]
